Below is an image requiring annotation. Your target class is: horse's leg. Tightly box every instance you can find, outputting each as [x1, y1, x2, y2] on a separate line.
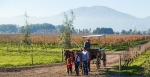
[103, 59, 106, 67]
[88, 61, 90, 71]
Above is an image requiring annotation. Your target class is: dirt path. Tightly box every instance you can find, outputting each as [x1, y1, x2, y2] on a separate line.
[0, 52, 121, 77]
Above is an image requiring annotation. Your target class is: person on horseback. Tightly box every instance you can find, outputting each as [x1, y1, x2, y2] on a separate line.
[84, 39, 91, 49]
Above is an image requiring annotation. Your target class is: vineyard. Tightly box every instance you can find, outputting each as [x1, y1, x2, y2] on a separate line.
[0, 34, 150, 68]
[0, 34, 150, 48]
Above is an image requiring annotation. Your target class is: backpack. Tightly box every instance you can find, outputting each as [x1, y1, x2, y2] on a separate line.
[74, 56, 80, 63]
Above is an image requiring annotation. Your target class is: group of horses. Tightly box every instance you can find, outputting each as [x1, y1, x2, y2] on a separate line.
[63, 48, 106, 75]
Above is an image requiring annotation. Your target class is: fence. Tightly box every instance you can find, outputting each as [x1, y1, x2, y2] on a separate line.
[104, 41, 150, 72]
[122, 42, 150, 65]
[0, 44, 63, 69]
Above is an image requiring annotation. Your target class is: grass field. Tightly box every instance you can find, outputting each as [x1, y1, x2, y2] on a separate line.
[106, 50, 150, 76]
[0, 45, 62, 67]
[0, 34, 150, 68]
[0, 39, 149, 68]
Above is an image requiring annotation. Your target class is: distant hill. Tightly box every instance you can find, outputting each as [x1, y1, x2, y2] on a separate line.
[0, 6, 150, 31]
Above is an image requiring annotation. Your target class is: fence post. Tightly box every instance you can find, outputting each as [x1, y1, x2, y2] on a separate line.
[62, 48, 63, 62]
[18, 45, 20, 52]
[31, 46, 33, 65]
[119, 54, 121, 71]
[7, 45, 8, 52]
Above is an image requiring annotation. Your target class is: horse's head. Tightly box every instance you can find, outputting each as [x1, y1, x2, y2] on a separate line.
[64, 50, 70, 60]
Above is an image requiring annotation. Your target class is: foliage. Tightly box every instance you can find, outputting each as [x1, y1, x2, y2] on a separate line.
[143, 56, 150, 75]
[21, 12, 31, 46]
[19, 23, 56, 33]
[59, 10, 75, 49]
[93, 27, 114, 34]
[0, 24, 18, 33]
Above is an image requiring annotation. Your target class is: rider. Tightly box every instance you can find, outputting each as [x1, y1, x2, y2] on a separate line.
[84, 39, 91, 49]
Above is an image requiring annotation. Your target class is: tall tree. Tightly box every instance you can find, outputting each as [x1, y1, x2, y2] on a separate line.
[148, 29, 150, 35]
[21, 12, 31, 45]
[59, 10, 75, 49]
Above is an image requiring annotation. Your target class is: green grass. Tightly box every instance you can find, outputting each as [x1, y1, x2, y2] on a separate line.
[105, 50, 150, 76]
[106, 40, 149, 51]
[0, 46, 62, 67]
[0, 39, 149, 68]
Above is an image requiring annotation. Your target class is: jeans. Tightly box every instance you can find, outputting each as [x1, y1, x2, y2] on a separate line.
[82, 61, 88, 75]
[74, 62, 79, 75]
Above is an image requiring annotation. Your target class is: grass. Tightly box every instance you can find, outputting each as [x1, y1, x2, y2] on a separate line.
[0, 46, 62, 67]
[0, 39, 149, 68]
[106, 39, 149, 51]
[105, 50, 150, 76]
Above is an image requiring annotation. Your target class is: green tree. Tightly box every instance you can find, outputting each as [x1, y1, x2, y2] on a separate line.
[148, 29, 150, 35]
[21, 12, 31, 45]
[59, 10, 75, 49]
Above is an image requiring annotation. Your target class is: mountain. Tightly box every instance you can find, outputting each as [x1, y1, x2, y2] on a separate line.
[0, 6, 150, 31]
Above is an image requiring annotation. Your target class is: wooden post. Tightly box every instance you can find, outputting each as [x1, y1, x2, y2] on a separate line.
[31, 46, 33, 65]
[18, 45, 20, 52]
[119, 54, 121, 71]
[7, 45, 8, 52]
[62, 48, 63, 62]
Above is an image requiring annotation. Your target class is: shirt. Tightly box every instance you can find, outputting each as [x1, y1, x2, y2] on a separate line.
[82, 50, 89, 61]
[84, 41, 90, 49]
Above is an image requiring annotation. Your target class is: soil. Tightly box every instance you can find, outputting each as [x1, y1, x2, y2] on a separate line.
[0, 52, 122, 77]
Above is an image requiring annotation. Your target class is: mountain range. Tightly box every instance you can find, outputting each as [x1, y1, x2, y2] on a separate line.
[0, 6, 150, 31]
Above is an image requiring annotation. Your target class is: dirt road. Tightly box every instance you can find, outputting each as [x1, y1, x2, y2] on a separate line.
[0, 53, 121, 77]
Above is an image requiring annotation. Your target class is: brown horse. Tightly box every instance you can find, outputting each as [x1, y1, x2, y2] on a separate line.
[64, 50, 75, 73]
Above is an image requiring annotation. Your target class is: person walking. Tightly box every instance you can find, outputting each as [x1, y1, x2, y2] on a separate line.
[81, 47, 89, 75]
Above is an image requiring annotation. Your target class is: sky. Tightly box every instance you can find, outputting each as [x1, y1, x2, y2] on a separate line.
[0, 0, 150, 18]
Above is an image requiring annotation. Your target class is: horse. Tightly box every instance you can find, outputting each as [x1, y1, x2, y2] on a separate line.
[63, 50, 75, 73]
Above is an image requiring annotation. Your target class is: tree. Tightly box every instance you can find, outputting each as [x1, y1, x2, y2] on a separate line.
[129, 29, 132, 34]
[0, 24, 18, 33]
[93, 27, 114, 34]
[59, 10, 75, 49]
[133, 27, 137, 35]
[21, 12, 31, 45]
[148, 29, 150, 35]
[121, 30, 126, 34]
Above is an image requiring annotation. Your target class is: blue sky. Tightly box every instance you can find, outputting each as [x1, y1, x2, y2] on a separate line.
[0, 0, 150, 18]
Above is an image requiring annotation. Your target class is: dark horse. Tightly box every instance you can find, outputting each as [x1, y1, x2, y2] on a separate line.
[63, 50, 75, 73]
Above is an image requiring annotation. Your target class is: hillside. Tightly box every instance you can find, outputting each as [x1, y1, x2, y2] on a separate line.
[0, 6, 150, 31]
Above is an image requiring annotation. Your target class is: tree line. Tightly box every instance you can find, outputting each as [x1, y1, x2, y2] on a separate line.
[0, 24, 149, 35]
[0, 23, 56, 34]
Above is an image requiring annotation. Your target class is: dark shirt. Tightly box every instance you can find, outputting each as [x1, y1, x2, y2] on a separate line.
[84, 41, 90, 49]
